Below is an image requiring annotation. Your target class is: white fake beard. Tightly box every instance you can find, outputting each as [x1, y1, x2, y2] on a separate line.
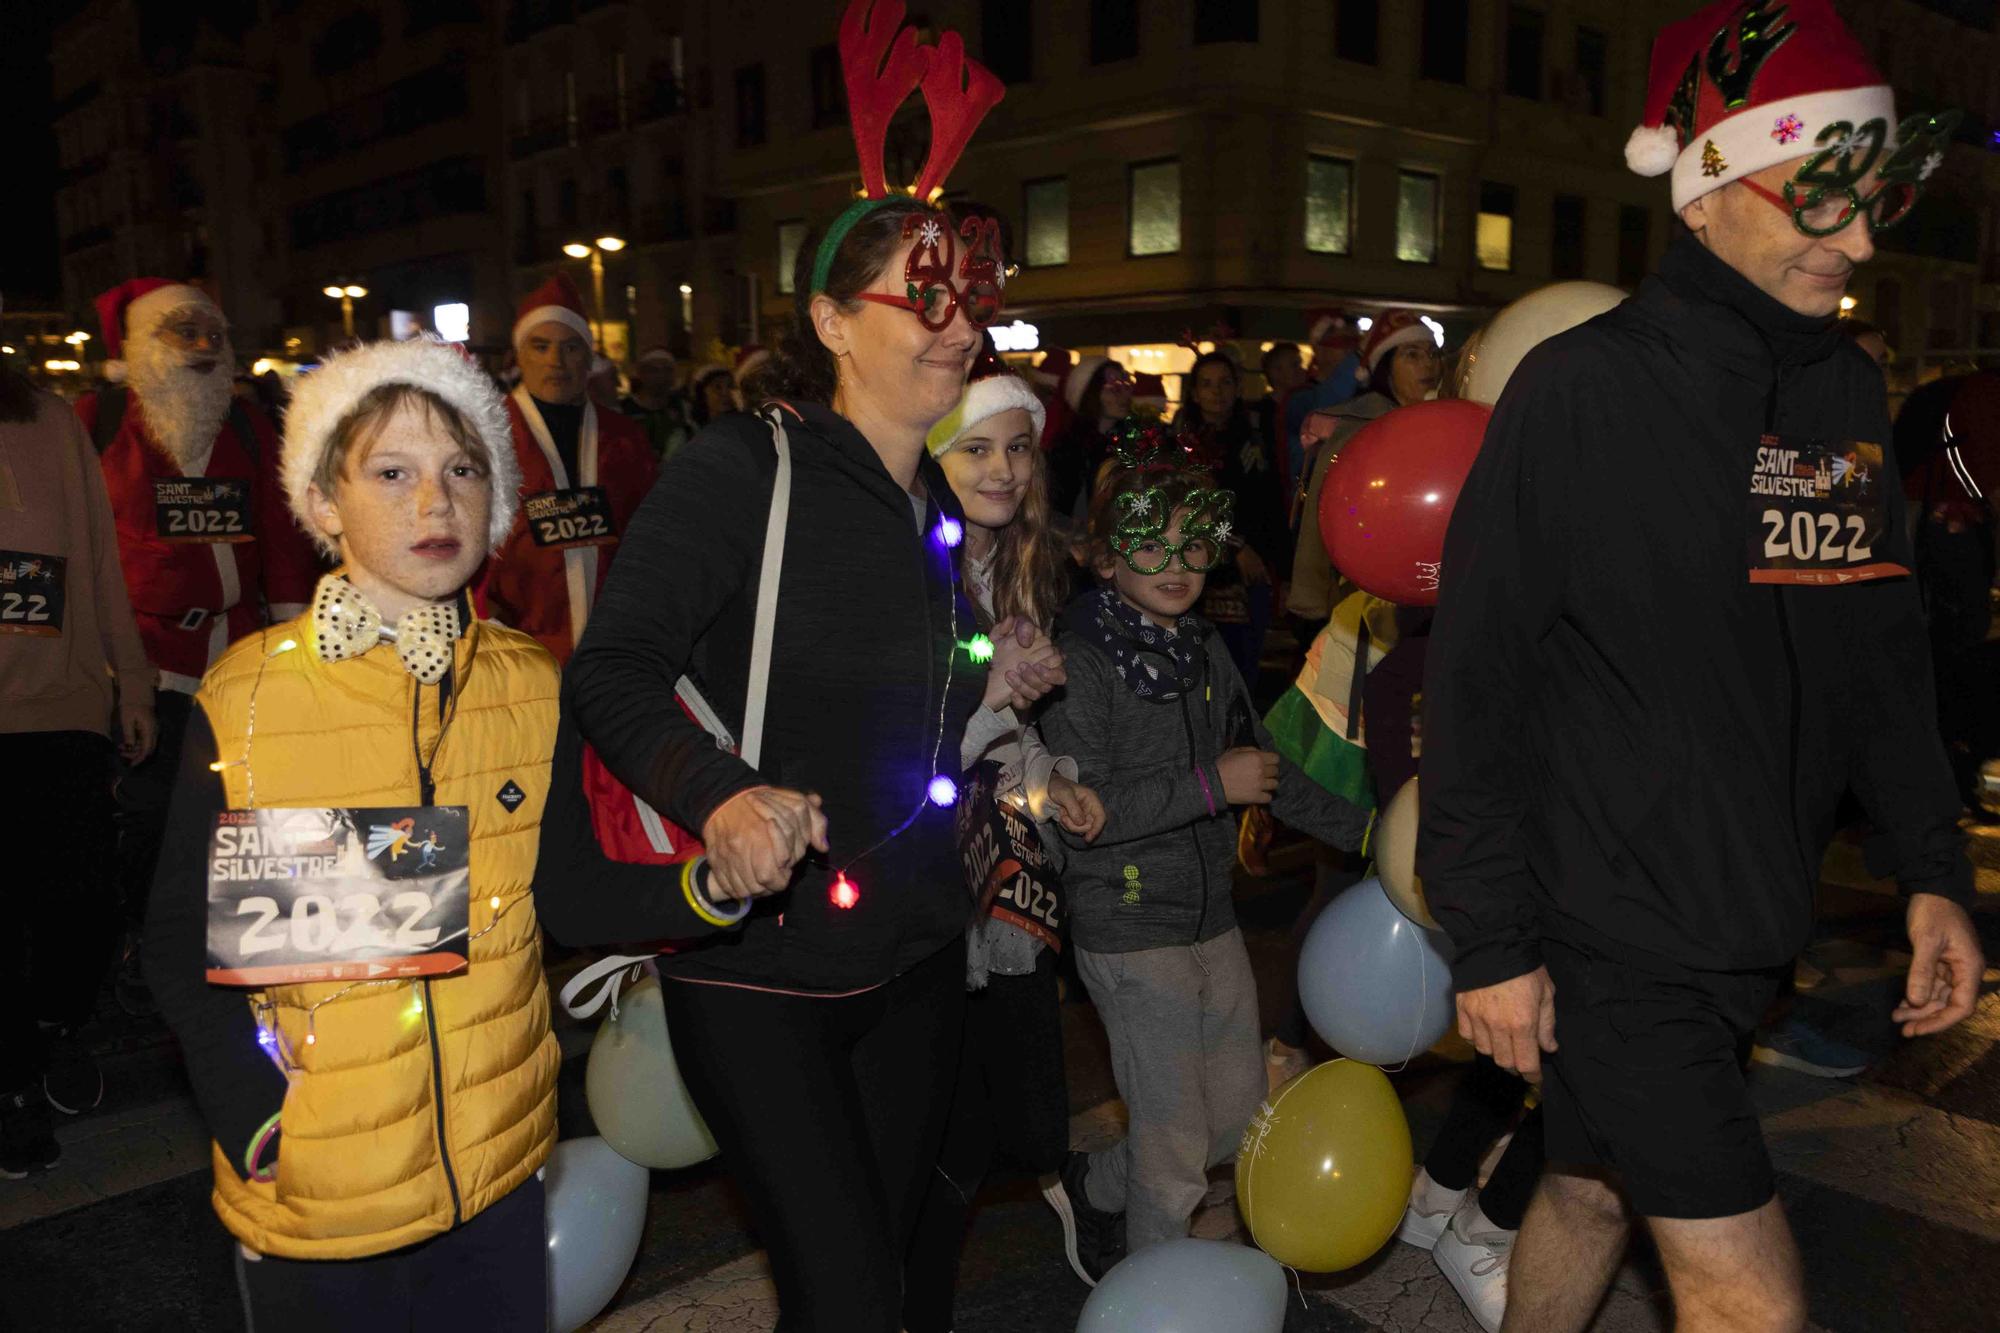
[126, 335, 236, 470]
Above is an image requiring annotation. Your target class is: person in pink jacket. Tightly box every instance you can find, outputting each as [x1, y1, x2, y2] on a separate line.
[0, 358, 155, 1173]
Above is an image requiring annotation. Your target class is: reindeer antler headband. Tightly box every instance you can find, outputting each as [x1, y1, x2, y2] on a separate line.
[809, 0, 1007, 304]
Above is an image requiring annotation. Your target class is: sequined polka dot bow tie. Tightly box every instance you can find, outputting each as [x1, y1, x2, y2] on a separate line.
[310, 576, 461, 684]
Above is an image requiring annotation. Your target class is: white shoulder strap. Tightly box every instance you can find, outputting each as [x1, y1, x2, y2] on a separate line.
[739, 409, 792, 768]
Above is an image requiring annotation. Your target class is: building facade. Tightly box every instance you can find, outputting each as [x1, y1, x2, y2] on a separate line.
[43, 0, 2000, 401]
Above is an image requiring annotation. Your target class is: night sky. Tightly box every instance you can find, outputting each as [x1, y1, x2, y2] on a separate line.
[0, 6, 59, 305]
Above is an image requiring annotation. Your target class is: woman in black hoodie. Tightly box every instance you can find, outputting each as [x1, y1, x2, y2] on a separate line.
[542, 194, 1064, 1329]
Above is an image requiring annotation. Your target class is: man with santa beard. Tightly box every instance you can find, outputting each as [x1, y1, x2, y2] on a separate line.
[77, 279, 318, 994]
[476, 273, 656, 662]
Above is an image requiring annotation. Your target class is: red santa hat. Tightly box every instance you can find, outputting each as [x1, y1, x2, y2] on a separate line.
[735, 344, 771, 382]
[1307, 308, 1359, 357]
[95, 278, 221, 359]
[1625, 0, 1892, 212]
[1358, 309, 1433, 384]
[1030, 346, 1073, 392]
[512, 273, 594, 351]
[1131, 372, 1168, 419]
[282, 337, 521, 558]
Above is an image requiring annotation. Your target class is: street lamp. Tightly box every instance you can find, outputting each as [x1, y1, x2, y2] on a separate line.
[323, 284, 368, 339]
[562, 237, 627, 344]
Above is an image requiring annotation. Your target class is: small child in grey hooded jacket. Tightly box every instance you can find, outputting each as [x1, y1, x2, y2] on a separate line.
[1038, 460, 1370, 1267]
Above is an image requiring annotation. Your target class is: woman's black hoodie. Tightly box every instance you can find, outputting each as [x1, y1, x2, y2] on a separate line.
[546, 401, 984, 992]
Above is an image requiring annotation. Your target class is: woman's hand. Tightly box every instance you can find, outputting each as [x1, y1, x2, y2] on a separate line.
[118, 700, 157, 765]
[984, 616, 1067, 711]
[1047, 774, 1106, 842]
[700, 786, 830, 902]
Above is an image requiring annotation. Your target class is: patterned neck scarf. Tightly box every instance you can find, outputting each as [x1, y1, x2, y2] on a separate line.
[1071, 585, 1204, 703]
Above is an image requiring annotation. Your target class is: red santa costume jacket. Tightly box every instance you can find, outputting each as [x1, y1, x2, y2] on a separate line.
[477, 387, 657, 662]
[77, 392, 319, 693]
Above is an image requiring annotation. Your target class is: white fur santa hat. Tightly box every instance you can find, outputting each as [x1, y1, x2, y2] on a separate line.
[1625, 0, 1893, 211]
[927, 366, 1046, 457]
[1357, 309, 1433, 386]
[282, 338, 520, 558]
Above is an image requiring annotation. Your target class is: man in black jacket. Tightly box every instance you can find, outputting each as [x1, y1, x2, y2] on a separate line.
[1419, 4, 1984, 1330]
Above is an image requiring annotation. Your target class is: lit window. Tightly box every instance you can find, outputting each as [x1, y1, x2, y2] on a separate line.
[1128, 160, 1180, 257]
[776, 220, 806, 294]
[1396, 170, 1439, 264]
[1024, 178, 1069, 267]
[1476, 182, 1515, 272]
[1305, 156, 1352, 255]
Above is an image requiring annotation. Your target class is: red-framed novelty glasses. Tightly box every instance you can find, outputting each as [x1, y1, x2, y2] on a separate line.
[1736, 111, 1959, 239]
[852, 212, 1007, 332]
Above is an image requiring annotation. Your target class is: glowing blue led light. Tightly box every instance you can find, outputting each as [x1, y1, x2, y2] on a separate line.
[936, 517, 964, 548]
[927, 775, 960, 807]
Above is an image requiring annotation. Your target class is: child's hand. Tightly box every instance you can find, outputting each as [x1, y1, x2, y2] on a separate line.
[984, 616, 1066, 711]
[1217, 747, 1279, 805]
[1048, 774, 1106, 842]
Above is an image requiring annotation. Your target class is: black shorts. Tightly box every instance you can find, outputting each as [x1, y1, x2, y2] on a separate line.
[1539, 935, 1788, 1219]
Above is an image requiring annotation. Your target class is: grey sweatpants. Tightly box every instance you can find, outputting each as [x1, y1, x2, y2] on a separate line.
[1075, 927, 1265, 1251]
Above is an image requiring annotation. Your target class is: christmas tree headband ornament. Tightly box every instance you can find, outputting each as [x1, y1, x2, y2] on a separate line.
[1103, 421, 1236, 575]
[1624, 0, 1954, 227]
[809, 0, 1007, 329]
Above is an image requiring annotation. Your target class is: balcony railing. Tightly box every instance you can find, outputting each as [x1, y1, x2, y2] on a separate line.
[509, 117, 569, 159]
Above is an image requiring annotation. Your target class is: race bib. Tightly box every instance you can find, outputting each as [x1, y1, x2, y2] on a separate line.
[523, 487, 617, 548]
[1747, 436, 1909, 585]
[155, 478, 253, 543]
[205, 806, 472, 986]
[956, 762, 1064, 952]
[0, 551, 64, 637]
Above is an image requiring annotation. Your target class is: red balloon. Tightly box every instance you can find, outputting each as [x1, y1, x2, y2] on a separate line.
[1317, 398, 1492, 606]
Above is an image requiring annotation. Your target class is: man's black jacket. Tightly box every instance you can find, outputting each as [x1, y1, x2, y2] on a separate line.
[1419, 235, 1971, 990]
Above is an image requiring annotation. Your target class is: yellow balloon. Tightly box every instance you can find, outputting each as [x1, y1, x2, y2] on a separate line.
[1235, 1060, 1413, 1272]
[1375, 777, 1439, 929]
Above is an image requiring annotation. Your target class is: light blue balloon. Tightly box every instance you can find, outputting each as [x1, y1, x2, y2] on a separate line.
[1076, 1238, 1287, 1333]
[546, 1136, 650, 1332]
[1298, 877, 1456, 1066]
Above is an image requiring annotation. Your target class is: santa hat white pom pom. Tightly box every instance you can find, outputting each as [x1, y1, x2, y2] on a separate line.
[1624, 124, 1680, 177]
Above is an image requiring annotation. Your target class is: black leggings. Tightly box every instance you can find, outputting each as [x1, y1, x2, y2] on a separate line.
[0, 730, 118, 1090]
[903, 950, 1070, 1333]
[1425, 1055, 1544, 1232]
[661, 941, 967, 1333]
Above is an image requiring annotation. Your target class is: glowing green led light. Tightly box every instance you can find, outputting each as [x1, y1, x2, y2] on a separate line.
[964, 634, 995, 664]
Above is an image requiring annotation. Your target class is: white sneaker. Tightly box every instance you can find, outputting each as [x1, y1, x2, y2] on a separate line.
[1263, 1037, 1310, 1094]
[1432, 1195, 1513, 1333]
[1394, 1166, 1466, 1250]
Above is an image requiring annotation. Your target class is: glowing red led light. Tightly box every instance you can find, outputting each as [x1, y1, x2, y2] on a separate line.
[830, 872, 860, 910]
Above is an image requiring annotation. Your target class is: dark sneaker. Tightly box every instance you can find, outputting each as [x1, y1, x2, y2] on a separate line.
[115, 943, 156, 1019]
[2, 1088, 61, 1178]
[1751, 1017, 1872, 1079]
[1041, 1150, 1124, 1286]
[41, 1026, 104, 1116]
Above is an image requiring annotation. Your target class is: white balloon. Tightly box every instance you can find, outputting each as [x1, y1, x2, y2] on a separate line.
[1464, 281, 1627, 406]
[545, 1136, 650, 1333]
[586, 974, 719, 1170]
[1375, 777, 1438, 929]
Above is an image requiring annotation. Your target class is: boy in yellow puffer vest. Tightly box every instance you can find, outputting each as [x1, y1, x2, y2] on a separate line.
[145, 338, 563, 1329]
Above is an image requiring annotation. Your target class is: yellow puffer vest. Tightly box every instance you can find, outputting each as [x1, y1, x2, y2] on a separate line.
[196, 609, 561, 1260]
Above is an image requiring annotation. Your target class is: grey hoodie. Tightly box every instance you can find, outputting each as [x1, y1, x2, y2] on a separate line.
[1042, 592, 1371, 953]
